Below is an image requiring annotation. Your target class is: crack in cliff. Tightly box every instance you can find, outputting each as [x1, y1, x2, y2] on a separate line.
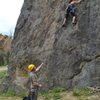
[69, 54, 100, 81]
[95, 55, 100, 60]
[69, 60, 91, 80]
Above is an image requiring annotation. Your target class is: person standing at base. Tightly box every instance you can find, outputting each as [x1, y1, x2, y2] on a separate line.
[27, 63, 44, 100]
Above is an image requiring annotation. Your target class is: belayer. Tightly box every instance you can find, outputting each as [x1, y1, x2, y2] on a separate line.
[62, 0, 82, 27]
[23, 63, 44, 100]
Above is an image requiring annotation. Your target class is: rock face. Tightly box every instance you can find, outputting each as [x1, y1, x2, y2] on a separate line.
[1, 0, 100, 93]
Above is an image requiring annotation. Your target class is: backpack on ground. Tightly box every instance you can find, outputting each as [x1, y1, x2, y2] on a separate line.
[23, 96, 31, 100]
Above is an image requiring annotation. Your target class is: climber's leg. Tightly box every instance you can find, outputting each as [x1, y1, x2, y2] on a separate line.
[72, 16, 77, 24]
[71, 12, 77, 25]
[62, 17, 67, 27]
[62, 12, 69, 27]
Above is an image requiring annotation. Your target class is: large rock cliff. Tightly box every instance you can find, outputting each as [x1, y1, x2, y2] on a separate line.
[1, 0, 100, 94]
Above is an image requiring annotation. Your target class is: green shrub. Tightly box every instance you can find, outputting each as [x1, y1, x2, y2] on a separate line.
[73, 87, 94, 96]
[0, 71, 6, 79]
[50, 87, 67, 93]
[42, 87, 66, 100]
[0, 89, 15, 97]
[53, 93, 61, 100]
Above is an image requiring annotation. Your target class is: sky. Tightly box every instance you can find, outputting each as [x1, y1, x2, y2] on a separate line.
[0, 0, 24, 36]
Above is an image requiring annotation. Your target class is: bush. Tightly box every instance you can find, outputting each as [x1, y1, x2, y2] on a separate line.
[0, 89, 15, 97]
[42, 87, 67, 100]
[53, 93, 61, 100]
[0, 51, 9, 66]
[50, 87, 67, 93]
[0, 71, 6, 79]
[73, 87, 94, 96]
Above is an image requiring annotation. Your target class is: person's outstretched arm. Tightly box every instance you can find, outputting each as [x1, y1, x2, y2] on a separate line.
[36, 63, 44, 72]
[74, 0, 82, 4]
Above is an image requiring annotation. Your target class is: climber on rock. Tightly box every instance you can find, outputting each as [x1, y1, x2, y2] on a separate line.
[62, 0, 82, 27]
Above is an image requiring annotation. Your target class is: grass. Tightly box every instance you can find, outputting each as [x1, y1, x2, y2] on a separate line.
[0, 89, 16, 97]
[73, 87, 94, 96]
[41, 87, 67, 100]
[0, 71, 6, 79]
[0, 89, 27, 100]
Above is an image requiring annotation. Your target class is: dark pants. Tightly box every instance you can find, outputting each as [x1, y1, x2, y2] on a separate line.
[65, 9, 76, 19]
[30, 88, 39, 100]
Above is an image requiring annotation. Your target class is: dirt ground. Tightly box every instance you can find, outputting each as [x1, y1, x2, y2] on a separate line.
[0, 66, 7, 71]
[0, 97, 22, 100]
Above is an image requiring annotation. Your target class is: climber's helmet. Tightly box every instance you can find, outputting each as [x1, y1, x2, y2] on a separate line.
[28, 64, 35, 71]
